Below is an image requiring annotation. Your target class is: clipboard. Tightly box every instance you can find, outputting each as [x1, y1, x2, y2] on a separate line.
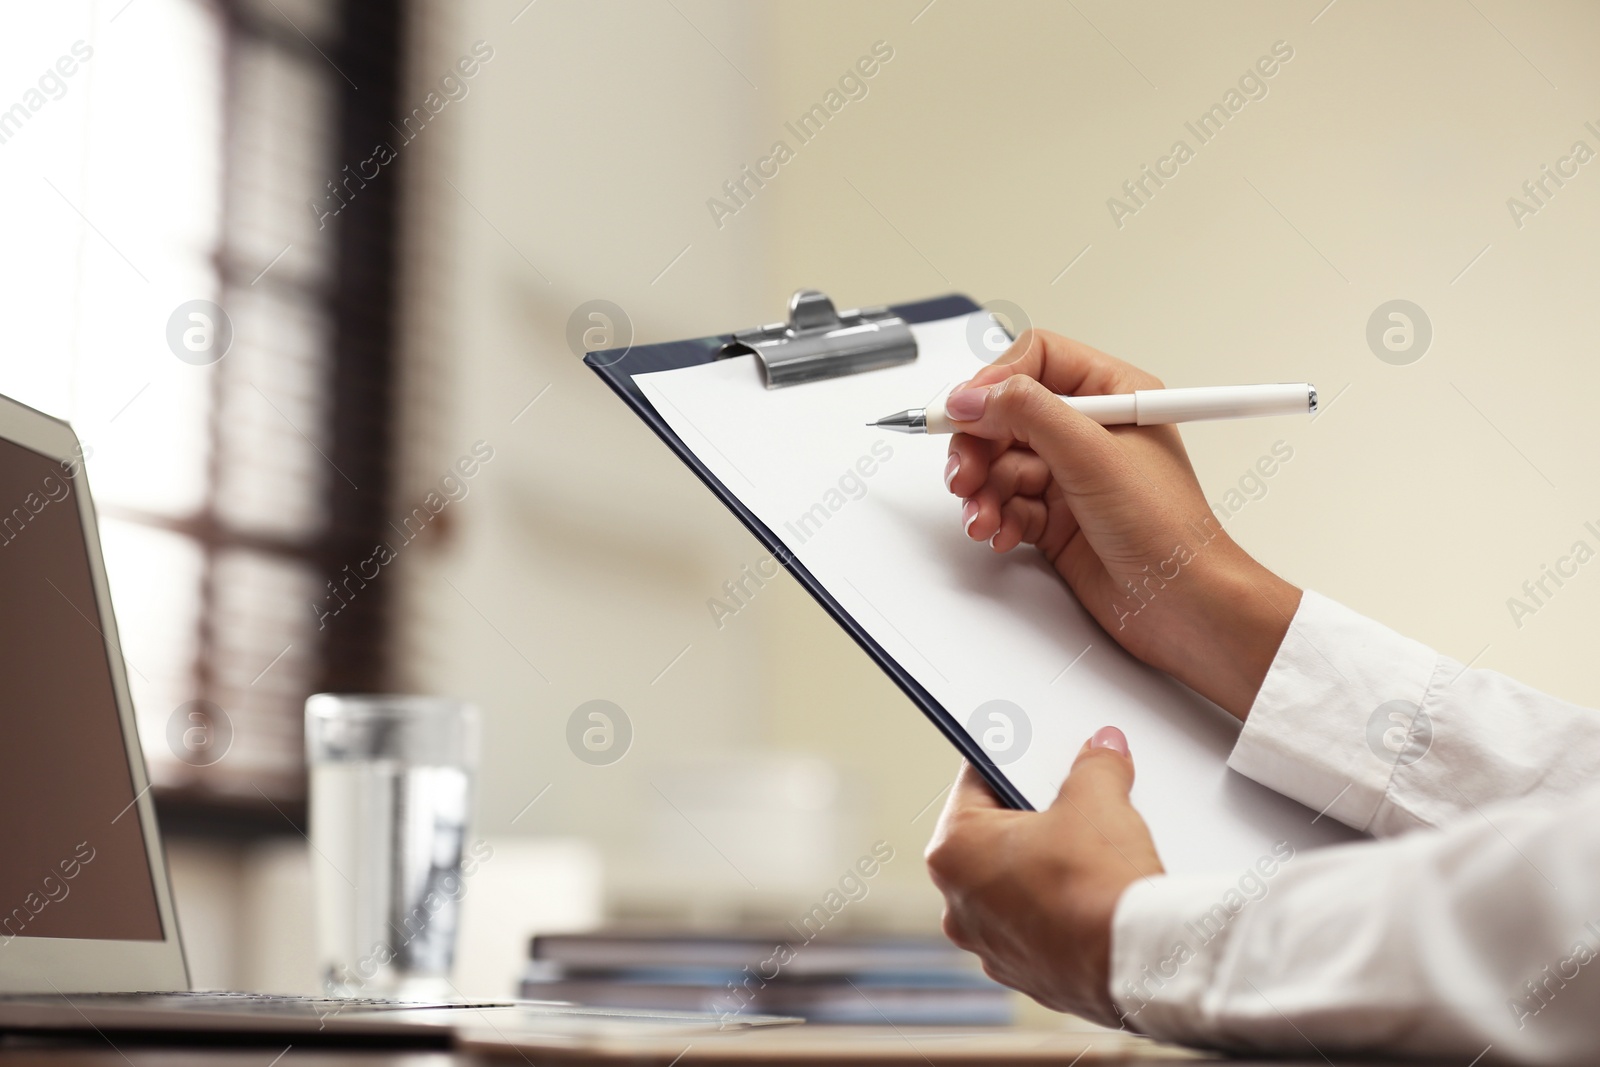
[585, 289, 1034, 810]
[585, 290, 1358, 873]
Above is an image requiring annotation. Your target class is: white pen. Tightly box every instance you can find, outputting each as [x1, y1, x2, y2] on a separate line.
[867, 382, 1317, 435]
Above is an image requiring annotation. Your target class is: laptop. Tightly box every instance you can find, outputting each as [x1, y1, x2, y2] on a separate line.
[0, 392, 792, 1042]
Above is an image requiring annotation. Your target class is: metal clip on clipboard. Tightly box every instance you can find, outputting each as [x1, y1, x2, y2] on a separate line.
[719, 288, 918, 388]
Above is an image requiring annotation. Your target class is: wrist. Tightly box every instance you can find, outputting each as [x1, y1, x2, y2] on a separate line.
[1166, 544, 1300, 720]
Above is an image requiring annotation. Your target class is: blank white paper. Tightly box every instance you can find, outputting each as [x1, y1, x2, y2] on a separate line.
[636, 310, 1354, 873]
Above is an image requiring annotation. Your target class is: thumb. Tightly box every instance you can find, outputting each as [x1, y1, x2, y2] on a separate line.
[943, 375, 1134, 499]
[1054, 726, 1135, 809]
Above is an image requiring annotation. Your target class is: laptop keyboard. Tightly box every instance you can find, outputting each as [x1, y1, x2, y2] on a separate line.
[59, 991, 514, 1014]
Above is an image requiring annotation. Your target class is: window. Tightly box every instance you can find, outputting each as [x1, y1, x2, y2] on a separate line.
[0, 0, 405, 823]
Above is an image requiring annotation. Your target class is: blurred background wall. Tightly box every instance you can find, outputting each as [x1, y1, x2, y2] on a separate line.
[3, 0, 1597, 1000]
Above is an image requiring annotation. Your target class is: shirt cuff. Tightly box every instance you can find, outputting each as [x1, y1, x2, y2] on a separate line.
[1225, 590, 1440, 832]
[1108, 870, 1247, 1044]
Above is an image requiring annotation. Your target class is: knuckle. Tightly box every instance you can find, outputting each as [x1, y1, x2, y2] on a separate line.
[1013, 328, 1047, 360]
[992, 374, 1044, 416]
[1059, 751, 1130, 804]
[924, 818, 978, 881]
[939, 907, 972, 949]
[1023, 328, 1066, 358]
[1109, 368, 1161, 392]
[923, 834, 961, 879]
[1117, 357, 1163, 390]
[1090, 343, 1162, 391]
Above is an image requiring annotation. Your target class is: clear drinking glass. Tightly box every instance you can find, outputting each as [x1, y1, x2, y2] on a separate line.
[305, 694, 480, 999]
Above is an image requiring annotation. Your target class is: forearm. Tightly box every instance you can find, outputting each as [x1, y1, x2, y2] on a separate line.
[1112, 785, 1600, 1063]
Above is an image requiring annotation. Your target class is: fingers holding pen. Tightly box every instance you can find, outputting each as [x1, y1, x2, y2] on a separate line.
[945, 432, 1001, 499]
[946, 432, 1050, 500]
[959, 451, 1053, 550]
[990, 497, 1050, 553]
[961, 495, 1044, 552]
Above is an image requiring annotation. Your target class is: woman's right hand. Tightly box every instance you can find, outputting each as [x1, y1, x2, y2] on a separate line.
[942, 329, 1301, 720]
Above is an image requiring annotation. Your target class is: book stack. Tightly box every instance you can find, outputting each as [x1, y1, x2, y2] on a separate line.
[520, 931, 1013, 1025]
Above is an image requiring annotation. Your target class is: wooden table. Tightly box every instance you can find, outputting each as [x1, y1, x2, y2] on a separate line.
[0, 1030, 1442, 1066]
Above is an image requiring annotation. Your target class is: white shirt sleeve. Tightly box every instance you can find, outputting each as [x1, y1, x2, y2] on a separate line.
[1227, 590, 1600, 835]
[1107, 591, 1600, 1063]
[1112, 788, 1600, 1062]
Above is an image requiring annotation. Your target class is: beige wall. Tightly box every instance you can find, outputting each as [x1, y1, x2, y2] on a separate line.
[396, 0, 1600, 924]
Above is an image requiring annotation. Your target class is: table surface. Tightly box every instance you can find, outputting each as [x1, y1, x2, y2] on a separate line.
[0, 1034, 1445, 1066]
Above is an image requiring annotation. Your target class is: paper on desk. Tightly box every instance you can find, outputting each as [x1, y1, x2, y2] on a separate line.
[636, 311, 1354, 872]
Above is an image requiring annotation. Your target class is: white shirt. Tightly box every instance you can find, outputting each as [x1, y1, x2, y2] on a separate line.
[1109, 591, 1600, 1065]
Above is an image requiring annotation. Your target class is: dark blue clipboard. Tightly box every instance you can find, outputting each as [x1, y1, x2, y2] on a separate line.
[585, 292, 1033, 812]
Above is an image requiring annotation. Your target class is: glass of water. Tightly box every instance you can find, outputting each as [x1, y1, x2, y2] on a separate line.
[305, 694, 479, 999]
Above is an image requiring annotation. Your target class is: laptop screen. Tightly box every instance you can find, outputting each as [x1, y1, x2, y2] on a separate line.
[0, 434, 163, 941]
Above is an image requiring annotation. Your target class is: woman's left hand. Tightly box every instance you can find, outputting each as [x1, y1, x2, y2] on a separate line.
[924, 727, 1164, 1027]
